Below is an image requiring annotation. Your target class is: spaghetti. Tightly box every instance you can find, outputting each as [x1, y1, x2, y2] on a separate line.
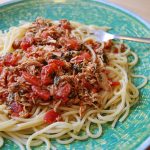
[0, 18, 147, 150]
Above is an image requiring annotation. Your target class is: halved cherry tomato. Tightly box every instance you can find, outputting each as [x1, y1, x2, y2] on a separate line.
[41, 63, 58, 85]
[71, 52, 91, 63]
[44, 109, 60, 124]
[4, 54, 20, 66]
[21, 37, 34, 51]
[55, 83, 71, 102]
[110, 81, 120, 86]
[22, 72, 41, 86]
[32, 86, 51, 101]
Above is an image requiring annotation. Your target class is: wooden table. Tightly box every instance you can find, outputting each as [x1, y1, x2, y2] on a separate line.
[109, 0, 150, 23]
[0, 0, 150, 24]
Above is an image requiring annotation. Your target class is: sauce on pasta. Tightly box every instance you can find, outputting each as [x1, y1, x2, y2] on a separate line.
[0, 18, 147, 150]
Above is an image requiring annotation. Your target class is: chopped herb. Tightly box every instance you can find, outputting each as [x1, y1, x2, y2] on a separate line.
[51, 72, 56, 78]
[73, 64, 82, 73]
[51, 54, 58, 59]
[48, 22, 52, 26]
[64, 52, 73, 62]
[80, 44, 86, 50]
[99, 74, 102, 80]
[42, 60, 48, 65]
[102, 54, 108, 64]
[69, 91, 76, 98]
[18, 90, 26, 95]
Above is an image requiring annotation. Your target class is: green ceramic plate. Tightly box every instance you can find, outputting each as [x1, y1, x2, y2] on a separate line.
[0, 0, 150, 150]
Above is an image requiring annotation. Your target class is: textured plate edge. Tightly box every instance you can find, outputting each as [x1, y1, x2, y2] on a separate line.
[137, 136, 150, 150]
[0, 0, 150, 149]
[0, 0, 22, 7]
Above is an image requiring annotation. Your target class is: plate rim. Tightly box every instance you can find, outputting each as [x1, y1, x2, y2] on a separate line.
[0, 0, 150, 149]
[0, 0, 150, 30]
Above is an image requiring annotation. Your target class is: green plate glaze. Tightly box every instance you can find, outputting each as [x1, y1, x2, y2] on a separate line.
[0, 0, 150, 150]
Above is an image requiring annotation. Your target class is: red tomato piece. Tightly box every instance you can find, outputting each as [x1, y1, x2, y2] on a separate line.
[22, 72, 41, 86]
[41, 63, 58, 85]
[66, 38, 80, 50]
[55, 83, 71, 102]
[44, 109, 60, 124]
[71, 52, 91, 63]
[12, 39, 21, 49]
[11, 112, 20, 117]
[41, 75, 53, 85]
[104, 40, 113, 49]
[82, 52, 91, 60]
[114, 47, 119, 53]
[92, 83, 100, 93]
[110, 81, 120, 86]
[32, 86, 51, 101]
[4, 54, 20, 66]
[48, 59, 65, 67]
[60, 19, 71, 30]
[21, 37, 34, 51]
[85, 39, 100, 50]
[91, 88, 97, 93]
[26, 45, 36, 53]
